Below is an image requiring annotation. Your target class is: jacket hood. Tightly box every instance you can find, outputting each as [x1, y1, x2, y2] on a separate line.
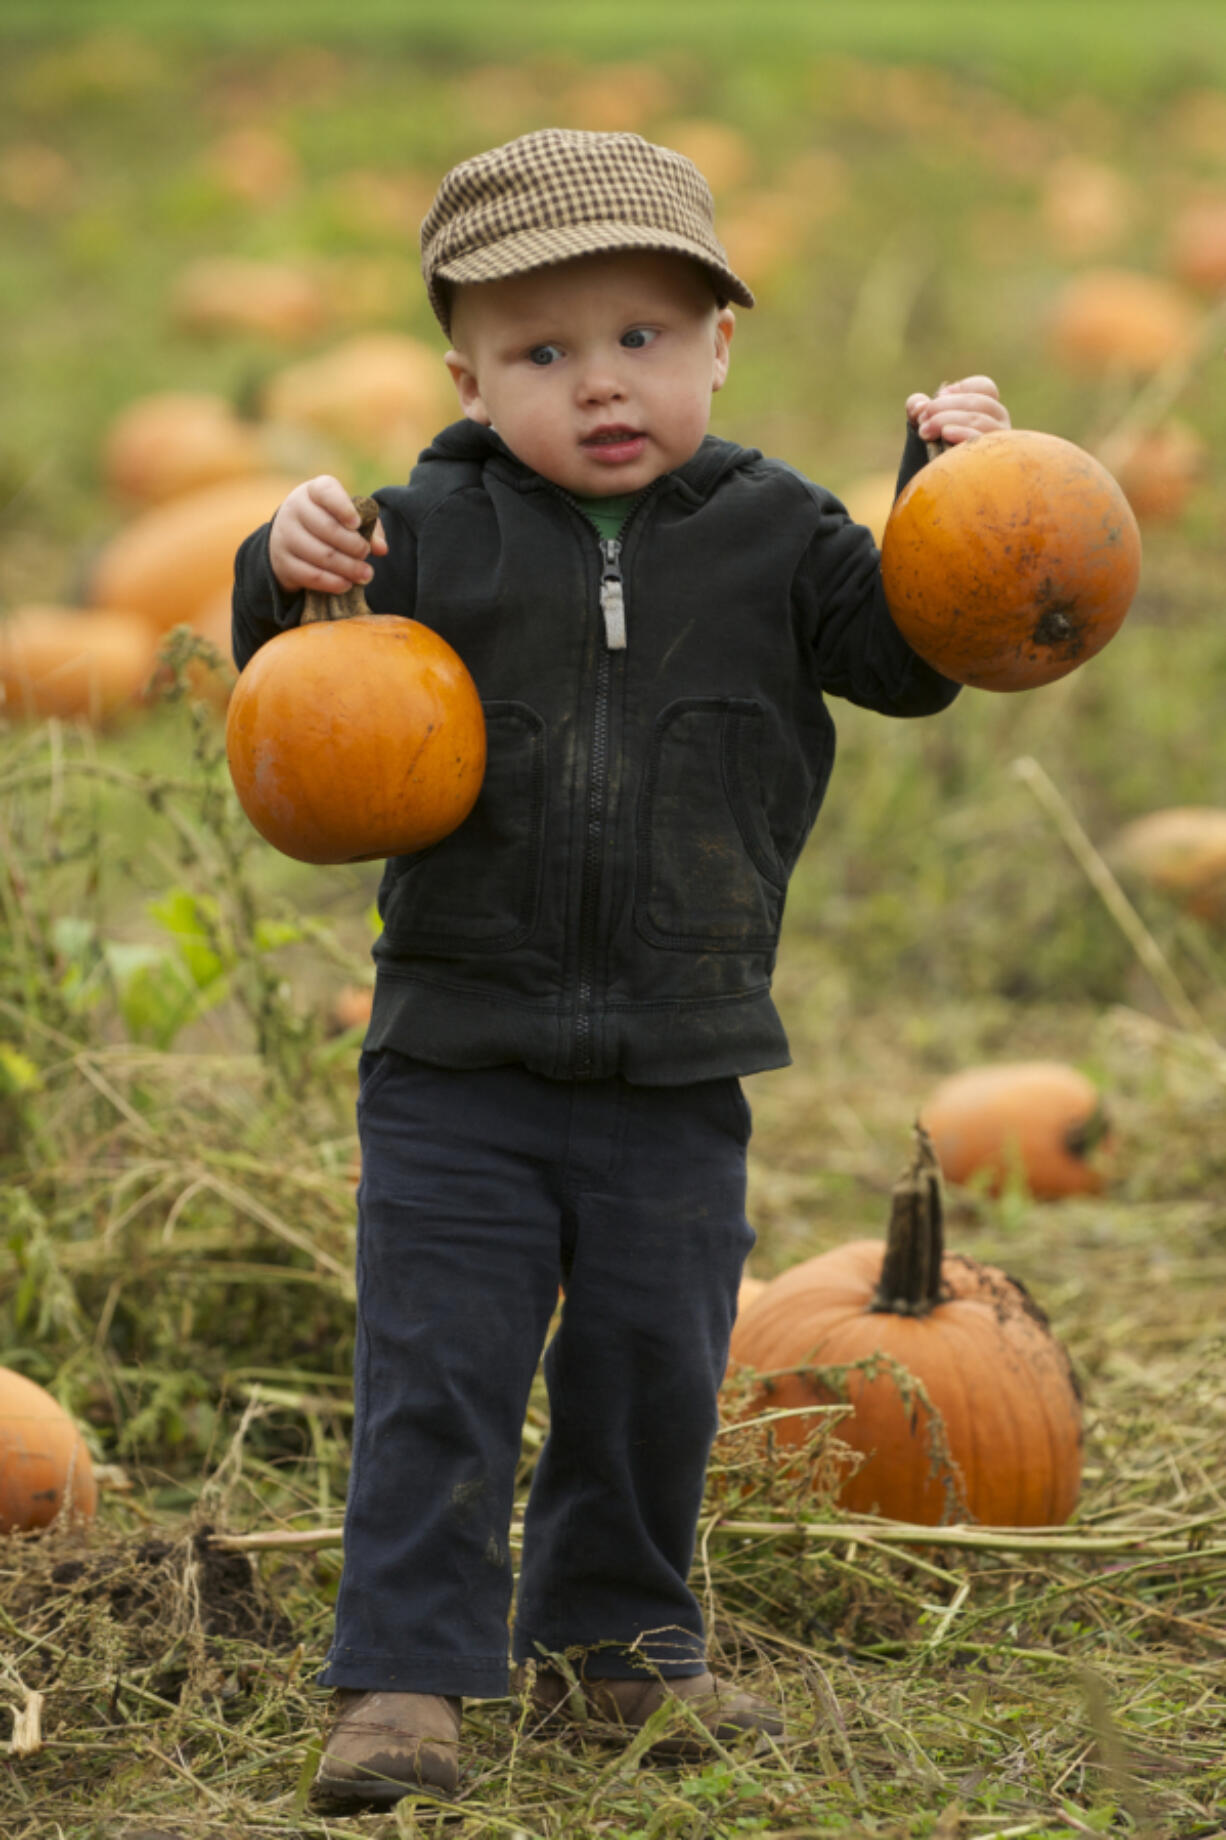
[417, 418, 760, 504]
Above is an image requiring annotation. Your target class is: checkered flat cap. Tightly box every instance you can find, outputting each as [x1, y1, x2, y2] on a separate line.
[421, 128, 754, 334]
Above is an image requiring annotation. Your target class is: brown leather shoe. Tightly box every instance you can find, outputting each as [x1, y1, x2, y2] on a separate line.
[313, 1689, 461, 1806]
[525, 1666, 783, 1760]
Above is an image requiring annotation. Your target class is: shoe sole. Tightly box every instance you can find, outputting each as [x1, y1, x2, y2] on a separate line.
[313, 1771, 454, 1809]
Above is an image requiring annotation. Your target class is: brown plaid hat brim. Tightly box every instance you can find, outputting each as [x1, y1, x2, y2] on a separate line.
[421, 128, 754, 335]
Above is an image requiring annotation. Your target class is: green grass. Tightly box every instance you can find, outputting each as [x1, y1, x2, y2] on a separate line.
[2, 6, 1226, 1835]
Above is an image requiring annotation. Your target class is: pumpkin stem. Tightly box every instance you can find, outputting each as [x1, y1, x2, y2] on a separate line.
[301, 495, 382, 626]
[870, 1122, 948, 1317]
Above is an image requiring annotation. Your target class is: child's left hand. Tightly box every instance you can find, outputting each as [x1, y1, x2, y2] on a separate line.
[906, 376, 1011, 447]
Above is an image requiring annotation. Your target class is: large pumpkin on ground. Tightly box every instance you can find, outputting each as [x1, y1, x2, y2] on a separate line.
[881, 430, 1140, 691]
[728, 1129, 1083, 1526]
[0, 1367, 97, 1532]
[920, 1060, 1112, 1198]
[1049, 268, 1199, 373]
[225, 497, 486, 865]
[0, 605, 159, 723]
[89, 474, 299, 633]
[1108, 806, 1226, 923]
[102, 390, 264, 506]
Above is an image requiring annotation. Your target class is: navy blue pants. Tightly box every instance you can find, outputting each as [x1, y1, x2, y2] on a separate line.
[319, 1052, 755, 1698]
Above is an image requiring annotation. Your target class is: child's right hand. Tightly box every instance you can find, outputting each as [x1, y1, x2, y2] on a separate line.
[268, 476, 388, 596]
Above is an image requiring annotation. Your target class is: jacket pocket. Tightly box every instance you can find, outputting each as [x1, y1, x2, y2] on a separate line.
[378, 701, 546, 954]
[636, 698, 786, 952]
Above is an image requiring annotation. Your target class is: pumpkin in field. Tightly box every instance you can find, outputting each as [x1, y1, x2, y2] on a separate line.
[1049, 268, 1200, 373]
[170, 256, 328, 344]
[0, 605, 159, 723]
[0, 1366, 97, 1532]
[881, 430, 1140, 691]
[1108, 807, 1226, 923]
[1168, 194, 1226, 296]
[921, 1061, 1112, 1198]
[102, 391, 263, 506]
[259, 334, 453, 470]
[736, 1273, 767, 1315]
[1112, 421, 1207, 523]
[225, 496, 486, 865]
[88, 474, 299, 633]
[728, 1128, 1083, 1526]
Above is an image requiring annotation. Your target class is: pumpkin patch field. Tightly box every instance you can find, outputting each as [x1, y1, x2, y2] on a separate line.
[3, 6, 1226, 1836]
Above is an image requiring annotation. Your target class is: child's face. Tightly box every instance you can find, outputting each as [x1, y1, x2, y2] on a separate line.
[444, 250, 735, 498]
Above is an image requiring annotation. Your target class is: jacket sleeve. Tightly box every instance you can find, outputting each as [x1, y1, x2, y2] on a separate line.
[230, 488, 419, 673]
[791, 424, 960, 718]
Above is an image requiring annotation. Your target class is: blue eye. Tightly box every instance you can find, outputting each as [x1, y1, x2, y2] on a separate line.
[621, 328, 657, 350]
[528, 344, 561, 366]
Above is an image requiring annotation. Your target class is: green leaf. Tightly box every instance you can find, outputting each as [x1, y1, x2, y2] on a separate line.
[254, 917, 303, 952]
[0, 1045, 40, 1094]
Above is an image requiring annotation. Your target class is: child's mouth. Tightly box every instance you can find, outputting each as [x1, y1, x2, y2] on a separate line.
[582, 426, 647, 463]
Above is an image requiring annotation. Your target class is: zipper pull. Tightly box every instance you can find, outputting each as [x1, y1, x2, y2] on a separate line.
[599, 538, 627, 651]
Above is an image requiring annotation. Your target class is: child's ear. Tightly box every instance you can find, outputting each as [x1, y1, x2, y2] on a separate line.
[444, 350, 493, 426]
[712, 308, 735, 393]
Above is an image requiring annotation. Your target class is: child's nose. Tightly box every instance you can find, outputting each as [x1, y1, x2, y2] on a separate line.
[577, 360, 626, 405]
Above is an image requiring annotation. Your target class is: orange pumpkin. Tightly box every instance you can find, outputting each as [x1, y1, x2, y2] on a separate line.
[728, 1129, 1083, 1526]
[1113, 421, 1207, 523]
[1108, 806, 1226, 923]
[0, 1367, 97, 1532]
[881, 430, 1140, 691]
[0, 605, 159, 723]
[88, 474, 299, 633]
[1168, 194, 1226, 295]
[736, 1273, 767, 1315]
[921, 1061, 1112, 1198]
[102, 391, 263, 506]
[259, 334, 453, 471]
[170, 256, 328, 344]
[1049, 268, 1200, 373]
[225, 499, 486, 865]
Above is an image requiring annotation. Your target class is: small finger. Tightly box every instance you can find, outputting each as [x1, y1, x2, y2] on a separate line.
[942, 374, 1000, 399]
[300, 505, 372, 560]
[298, 533, 374, 582]
[306, 475, 363, 527]
[299, 565, 364, 594]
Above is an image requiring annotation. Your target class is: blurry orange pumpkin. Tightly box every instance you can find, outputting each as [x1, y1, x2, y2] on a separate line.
[881, 430, 1140, 691]
[657, 118, 753, 194]
[88, 474, 299, 633]
[0, 605, 159, 723]
[259, 334, 453, 471]
[329, 983, 375, 1034]
[225, 499, 486, 865]
[0, 1367, 97, 1532]
[1108, 806, 1226, 923]
[1039, 157, 1133, 258]
[102, 391, 263, 506]
[202, 126, 301, 206]
[736, 1273, 767, 1315]
[728, 1129, 1083, 1526]
[171, 257, 328, 344]
[1168, 194, 1226, 295]
[1049, 269, 1199, 373]
[1112, 421, 1206, 523]
[921, 1061, 1112, 1198]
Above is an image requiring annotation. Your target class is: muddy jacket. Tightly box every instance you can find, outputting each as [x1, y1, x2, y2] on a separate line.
[232, 419, 957, 1084]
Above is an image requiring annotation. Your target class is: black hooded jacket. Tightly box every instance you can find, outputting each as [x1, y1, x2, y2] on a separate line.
[232, 419, 957, 1084]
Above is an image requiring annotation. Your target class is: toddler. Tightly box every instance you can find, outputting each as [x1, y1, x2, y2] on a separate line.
[231, 127, 1011, 1807]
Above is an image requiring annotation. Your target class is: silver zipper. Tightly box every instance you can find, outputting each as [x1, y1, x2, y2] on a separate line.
[599, 539, 627, 650]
